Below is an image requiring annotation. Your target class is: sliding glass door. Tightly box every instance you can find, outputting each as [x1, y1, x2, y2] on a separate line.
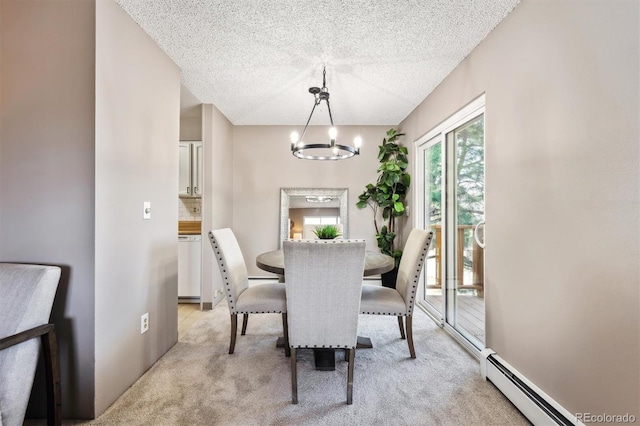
[422, 138, 444, 317]
[415, 96, 485, 351]
[448, 114, 485, 347]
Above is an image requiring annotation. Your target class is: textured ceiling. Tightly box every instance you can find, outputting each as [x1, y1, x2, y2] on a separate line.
[116, 0, 520, 125]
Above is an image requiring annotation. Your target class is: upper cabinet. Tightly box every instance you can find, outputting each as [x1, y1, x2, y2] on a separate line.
[179, 141, 203, 198]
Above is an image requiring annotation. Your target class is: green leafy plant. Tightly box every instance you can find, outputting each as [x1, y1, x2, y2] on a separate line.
[356, 128, 410, 266]
[313, 224, 342, 240]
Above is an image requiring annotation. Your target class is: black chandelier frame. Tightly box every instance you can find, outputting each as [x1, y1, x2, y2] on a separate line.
[290, 67, 361, 161]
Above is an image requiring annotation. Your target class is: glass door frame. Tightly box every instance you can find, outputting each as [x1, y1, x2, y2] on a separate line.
[417, 135, 445, 321]
[413, 94, 486, 357]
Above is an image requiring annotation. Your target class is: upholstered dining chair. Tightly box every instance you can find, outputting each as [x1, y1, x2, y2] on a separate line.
[0, 263, 62, 426]
[209, 229, 289, 355]
[360, 229, 434, 359]
[283, 239, 366, 405]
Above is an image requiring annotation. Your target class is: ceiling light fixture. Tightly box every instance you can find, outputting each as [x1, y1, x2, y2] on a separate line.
[290, 67, 362, 160]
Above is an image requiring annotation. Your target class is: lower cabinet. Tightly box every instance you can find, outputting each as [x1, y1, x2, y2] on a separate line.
[178, 234, 201, 301]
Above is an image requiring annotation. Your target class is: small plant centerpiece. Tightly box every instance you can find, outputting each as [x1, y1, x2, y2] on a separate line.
[356, 128, 410, 287]
[313, 224, 342, 240]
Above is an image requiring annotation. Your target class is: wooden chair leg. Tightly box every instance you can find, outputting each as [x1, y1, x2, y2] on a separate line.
[241, 313, 249, 335]
[346, 348, 355, 405]
[229, 313, 238, 354]
[282, 313, 291, 357]
[397, 316, 406, 339]
[290, 348, 298, 404]
[406, 315, 416, 359]
[41, 325, 62, 426]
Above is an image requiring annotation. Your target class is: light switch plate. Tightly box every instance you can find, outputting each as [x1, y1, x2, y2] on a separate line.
[143, 202, 151, 220]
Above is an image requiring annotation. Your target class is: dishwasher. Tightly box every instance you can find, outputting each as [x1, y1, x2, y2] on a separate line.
[178, 234, 201, 302]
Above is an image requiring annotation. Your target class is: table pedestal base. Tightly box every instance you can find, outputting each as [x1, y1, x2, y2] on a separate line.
[313, 349, 336, 371]
[276, 336, 373, 370]
[356, 336, 373, 348]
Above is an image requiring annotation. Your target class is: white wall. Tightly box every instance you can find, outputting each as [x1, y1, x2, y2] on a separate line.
[232, 125, 396, 276]
[0, 0, 97, 418]
[94, 0, 180, 415]
[400, 0, 639, 416]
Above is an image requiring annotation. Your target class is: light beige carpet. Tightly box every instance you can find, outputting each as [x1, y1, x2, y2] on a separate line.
[83, 302, 530, 425]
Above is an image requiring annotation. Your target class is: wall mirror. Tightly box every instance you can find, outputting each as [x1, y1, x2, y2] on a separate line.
[279, 188, 348, 248]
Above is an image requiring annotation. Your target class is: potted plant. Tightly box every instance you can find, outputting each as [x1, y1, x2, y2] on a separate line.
[313, 224, 342, 240]
[356, 128, 410, 288]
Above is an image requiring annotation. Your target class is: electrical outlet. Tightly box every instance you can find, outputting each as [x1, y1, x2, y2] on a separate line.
[214, 289, 223, 298]
[192, 205, 200, 214]
[141, 313, 149, 334]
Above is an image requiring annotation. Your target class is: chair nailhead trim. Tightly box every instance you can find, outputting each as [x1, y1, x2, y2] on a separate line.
[212, 231, 288, 315]
[361, 233, 432, 317]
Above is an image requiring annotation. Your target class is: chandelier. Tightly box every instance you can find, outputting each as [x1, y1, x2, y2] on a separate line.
[290, 67, 362, 160]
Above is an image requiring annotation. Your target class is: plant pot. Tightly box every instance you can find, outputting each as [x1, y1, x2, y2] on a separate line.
[381, 267, 398, 289]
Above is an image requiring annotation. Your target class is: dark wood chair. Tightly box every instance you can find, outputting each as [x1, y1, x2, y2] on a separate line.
[0, 263, 62, 426]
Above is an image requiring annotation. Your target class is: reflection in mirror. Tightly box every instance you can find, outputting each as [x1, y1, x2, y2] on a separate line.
[279, 188, 348, 248]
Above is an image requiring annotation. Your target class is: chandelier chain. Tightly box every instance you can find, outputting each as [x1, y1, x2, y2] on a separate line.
[322, 67, 327, 90]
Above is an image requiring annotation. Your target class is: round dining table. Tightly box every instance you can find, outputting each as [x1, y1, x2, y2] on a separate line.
[256, 249, 395, 278]
[255, 248, 395, 371]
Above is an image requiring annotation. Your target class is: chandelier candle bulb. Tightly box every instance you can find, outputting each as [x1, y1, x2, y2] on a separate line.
[354, 136, 362, 154]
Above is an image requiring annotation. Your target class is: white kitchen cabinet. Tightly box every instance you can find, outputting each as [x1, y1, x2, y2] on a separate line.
[178, 234, 201, 300]
[179, 141, 203, 198]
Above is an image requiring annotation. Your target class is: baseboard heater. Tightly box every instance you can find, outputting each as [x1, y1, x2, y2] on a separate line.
[481, 349, 579, 425]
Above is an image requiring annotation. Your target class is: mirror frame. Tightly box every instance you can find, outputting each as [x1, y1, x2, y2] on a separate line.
[279, 187, 348, 248]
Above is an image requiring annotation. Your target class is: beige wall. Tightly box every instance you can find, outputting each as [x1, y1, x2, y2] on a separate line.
[180, 114, 202, 141]
[180, 116, 202, 141]
[94, 0, 180, 415]
[202, 104, 234, 306]
[180, 85, 202, 141]
[232, 125, 396, 276]
[4, 0, 636, 419]
[400, 0, 639, 416]
[1, 0, 181, 418]
[180, 84, 202, 141]
[0, 0, 97, 418]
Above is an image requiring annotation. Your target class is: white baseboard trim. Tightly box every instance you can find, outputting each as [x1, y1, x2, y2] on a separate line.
[481, 349, 583, 425]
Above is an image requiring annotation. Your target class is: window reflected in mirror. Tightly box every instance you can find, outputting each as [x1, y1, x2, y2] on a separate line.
[279, 188, 348, 248]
